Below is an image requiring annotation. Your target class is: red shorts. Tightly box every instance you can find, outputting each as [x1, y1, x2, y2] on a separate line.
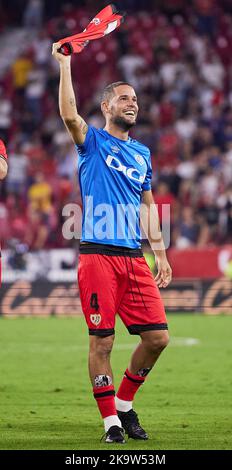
[78, 244, 167, 336]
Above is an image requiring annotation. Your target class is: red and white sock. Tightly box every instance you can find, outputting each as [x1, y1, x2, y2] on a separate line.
[93, 384, 122, 431]
[116, 368, 145, 412]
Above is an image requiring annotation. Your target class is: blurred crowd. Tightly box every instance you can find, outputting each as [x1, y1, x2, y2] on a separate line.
[0, 0, 232, 251]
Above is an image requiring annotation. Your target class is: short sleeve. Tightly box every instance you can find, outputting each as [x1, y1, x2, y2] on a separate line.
[141, 152, 152, 191]
[75, 125, 97, 158]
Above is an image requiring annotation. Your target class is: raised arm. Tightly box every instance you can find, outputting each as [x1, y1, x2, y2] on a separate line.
[141, 189, 172, 288]
[52, 42, 88, 145]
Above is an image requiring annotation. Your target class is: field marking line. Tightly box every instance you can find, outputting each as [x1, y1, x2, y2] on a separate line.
[0, 337, 200, 353]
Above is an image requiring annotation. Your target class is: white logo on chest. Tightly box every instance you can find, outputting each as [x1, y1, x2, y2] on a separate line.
[106, 155, 145, 183]
[134, 154, 145, 165]
[111, 145, 120, 153]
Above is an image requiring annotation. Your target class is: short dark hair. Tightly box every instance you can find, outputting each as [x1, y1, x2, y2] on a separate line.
[101, 81, 132, 102]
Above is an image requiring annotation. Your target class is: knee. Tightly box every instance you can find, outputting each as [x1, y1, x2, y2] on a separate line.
[90, 335, 114, 358]
[157, 331, 169, 350]
[142, 330, 169, 353]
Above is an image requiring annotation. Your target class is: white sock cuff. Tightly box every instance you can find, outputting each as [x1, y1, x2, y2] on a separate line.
[115, 396, 133, 413]
[104, 415, 122, 432]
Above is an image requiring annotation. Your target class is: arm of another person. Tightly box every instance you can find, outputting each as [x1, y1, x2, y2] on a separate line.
[0, 158, 8, 180]
[52, 42, 88, 145]
[0, 139, 8, 179]
[141, 189, 172, 288]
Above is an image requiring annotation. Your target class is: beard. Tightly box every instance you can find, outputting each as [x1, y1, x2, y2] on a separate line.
[112, 115, 136, 131]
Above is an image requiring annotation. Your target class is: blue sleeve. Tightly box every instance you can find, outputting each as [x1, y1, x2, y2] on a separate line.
[75, 125, 98, 158]
[142, 152, 152, 191]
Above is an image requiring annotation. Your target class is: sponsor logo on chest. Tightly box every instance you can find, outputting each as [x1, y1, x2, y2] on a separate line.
[106, 155, 146, 183]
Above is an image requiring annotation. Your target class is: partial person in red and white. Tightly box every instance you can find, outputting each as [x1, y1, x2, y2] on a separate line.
[0, 139, 8, 286]
[0, 139, 7, 180]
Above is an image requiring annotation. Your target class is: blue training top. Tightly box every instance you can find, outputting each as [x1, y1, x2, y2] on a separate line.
[76, 125, 152, 249]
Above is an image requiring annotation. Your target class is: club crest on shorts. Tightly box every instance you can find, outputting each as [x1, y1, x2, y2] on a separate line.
[90, 313, 102, 326]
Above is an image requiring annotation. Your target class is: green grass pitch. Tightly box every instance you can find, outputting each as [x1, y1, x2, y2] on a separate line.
[0, 314, 231, 450]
